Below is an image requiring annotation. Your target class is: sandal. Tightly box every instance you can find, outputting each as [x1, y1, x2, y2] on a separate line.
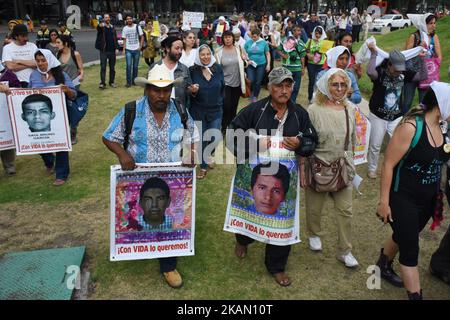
[234, 243, 247, 259]
[197, 169, 207, 179]
[273, 272, 291, 287]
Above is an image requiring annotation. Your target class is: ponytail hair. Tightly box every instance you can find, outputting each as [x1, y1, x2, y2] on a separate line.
[401, 88, 438, 123]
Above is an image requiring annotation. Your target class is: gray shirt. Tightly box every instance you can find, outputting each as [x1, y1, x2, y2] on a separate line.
[221, 49, 241, 88]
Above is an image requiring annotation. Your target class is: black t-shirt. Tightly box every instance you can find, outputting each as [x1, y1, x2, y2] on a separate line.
[369, 61, 415, 121]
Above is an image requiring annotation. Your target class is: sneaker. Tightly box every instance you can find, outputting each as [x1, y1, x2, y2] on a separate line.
[125, 83, 131, 88]
[45, 167, 55, 175]
[309, 236, 322, 251]
[99, 83, 106, 89]
[367, 171, 377, 179]
[337, 252, 359, 268]
[207, 156, 215, 169]
[109, 83, 117, 88]
[163, 269, 183, 288]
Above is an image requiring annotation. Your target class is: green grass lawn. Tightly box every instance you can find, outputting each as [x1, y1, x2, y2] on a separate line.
[1, 25, 450, 299]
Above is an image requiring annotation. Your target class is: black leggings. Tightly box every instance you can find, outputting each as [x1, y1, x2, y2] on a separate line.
[222, 85, 242, 132]
[390, 193, 433, 267]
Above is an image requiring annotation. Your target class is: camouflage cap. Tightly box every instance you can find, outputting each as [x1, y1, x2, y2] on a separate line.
[268, 67, 294, 85]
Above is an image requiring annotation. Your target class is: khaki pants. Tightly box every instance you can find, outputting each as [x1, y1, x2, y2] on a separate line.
[1, 149, 16, 174]
[305, 185, 353, 255]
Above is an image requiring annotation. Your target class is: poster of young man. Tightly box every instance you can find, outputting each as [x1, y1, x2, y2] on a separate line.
[110, 165, 196, 261]
[354, 106, 371, 165]
[7, 86, 71, 155]
[224, 137, 300, 246]
[0, 81, 15, 151]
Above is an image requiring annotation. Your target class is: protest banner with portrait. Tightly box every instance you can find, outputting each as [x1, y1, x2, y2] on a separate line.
[354, 106, 371, 165]
[182, 11, 204, 29]
[0, 81, 15, 151]
[7, 86, 71, 155]
[224, 136, 300, 246]
[110, 165, 196, 261]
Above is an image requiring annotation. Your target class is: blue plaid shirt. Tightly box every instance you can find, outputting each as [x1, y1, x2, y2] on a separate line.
[103, 96, 199, 163]
[137, 213, 173, 231]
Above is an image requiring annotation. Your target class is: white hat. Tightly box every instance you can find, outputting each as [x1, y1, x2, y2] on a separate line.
[219, 16, 225, 21]
[134, 64, 182, 88]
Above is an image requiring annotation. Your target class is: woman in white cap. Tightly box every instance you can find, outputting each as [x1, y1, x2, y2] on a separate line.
[28, 49, 77, 186]
[376, 81, 450, 300]
[403, 13, 442, 112]
[302, 68, 359, 268]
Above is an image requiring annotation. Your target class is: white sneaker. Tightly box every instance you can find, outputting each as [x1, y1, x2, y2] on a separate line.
[367, 171, 377, 179]
[309, 236, 322, 251]
[337, 252, 359, 268]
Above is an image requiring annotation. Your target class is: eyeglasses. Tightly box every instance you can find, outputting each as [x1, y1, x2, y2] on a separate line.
[330, 82, 348, 90]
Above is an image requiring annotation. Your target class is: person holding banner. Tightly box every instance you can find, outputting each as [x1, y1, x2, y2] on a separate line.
[226, 67, 317, 286]
[28, 49, 76, 186]
[303, 68, 359, 268]
[102, 64, 199, 289]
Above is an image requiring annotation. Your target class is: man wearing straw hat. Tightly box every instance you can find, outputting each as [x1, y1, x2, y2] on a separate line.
[103, 64, 199, 289]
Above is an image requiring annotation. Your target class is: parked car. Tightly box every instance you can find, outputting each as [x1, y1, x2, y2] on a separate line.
[372, 14, 411, 31]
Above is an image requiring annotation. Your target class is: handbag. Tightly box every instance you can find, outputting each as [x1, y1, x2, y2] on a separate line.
[67, 90, 89, 127]
[418, 57, 441, 89]
[306, 107, 351, 193]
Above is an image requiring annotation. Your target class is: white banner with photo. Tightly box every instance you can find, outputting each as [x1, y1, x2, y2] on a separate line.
[110, 164, 196, 261]
[0, 81, 15, 151]
[7, 86, 71, 155]
[224, 136, 301, 246]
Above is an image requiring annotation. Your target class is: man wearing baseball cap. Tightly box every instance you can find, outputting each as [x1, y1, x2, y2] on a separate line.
[103, 64, 199, 289]
[226, 67, 318, 287]
[366, 44, 423, 180]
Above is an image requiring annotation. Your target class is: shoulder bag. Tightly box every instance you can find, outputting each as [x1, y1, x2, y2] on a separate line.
[306, 107, 351, 193]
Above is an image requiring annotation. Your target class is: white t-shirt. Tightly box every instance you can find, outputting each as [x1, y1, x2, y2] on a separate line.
[1, 41, 38, 82]
[160, 62, 178, 99]
[122, 24, 143, 51]
[179, 48, 197, 68]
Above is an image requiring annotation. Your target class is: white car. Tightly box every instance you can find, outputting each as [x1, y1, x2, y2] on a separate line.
[372, 14, 411, 31]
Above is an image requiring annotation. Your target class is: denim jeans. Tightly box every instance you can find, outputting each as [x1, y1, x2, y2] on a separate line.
[246, 64, 266, 99]
[125, 49, 140, 85]
[41, 152, 70, 180]
[199, 115, 222, 169]
[307, 63, 323, 101]
[291, 70, 302, 103]
[100, 51, 116, 85]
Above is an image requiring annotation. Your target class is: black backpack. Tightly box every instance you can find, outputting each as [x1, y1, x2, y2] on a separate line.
[123, 98, 188, 150]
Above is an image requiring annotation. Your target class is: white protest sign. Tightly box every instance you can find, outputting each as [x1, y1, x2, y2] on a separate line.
[0, 81, 15, 151]
[182, 11, 204, 29]
[7, 86, 72, 155]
